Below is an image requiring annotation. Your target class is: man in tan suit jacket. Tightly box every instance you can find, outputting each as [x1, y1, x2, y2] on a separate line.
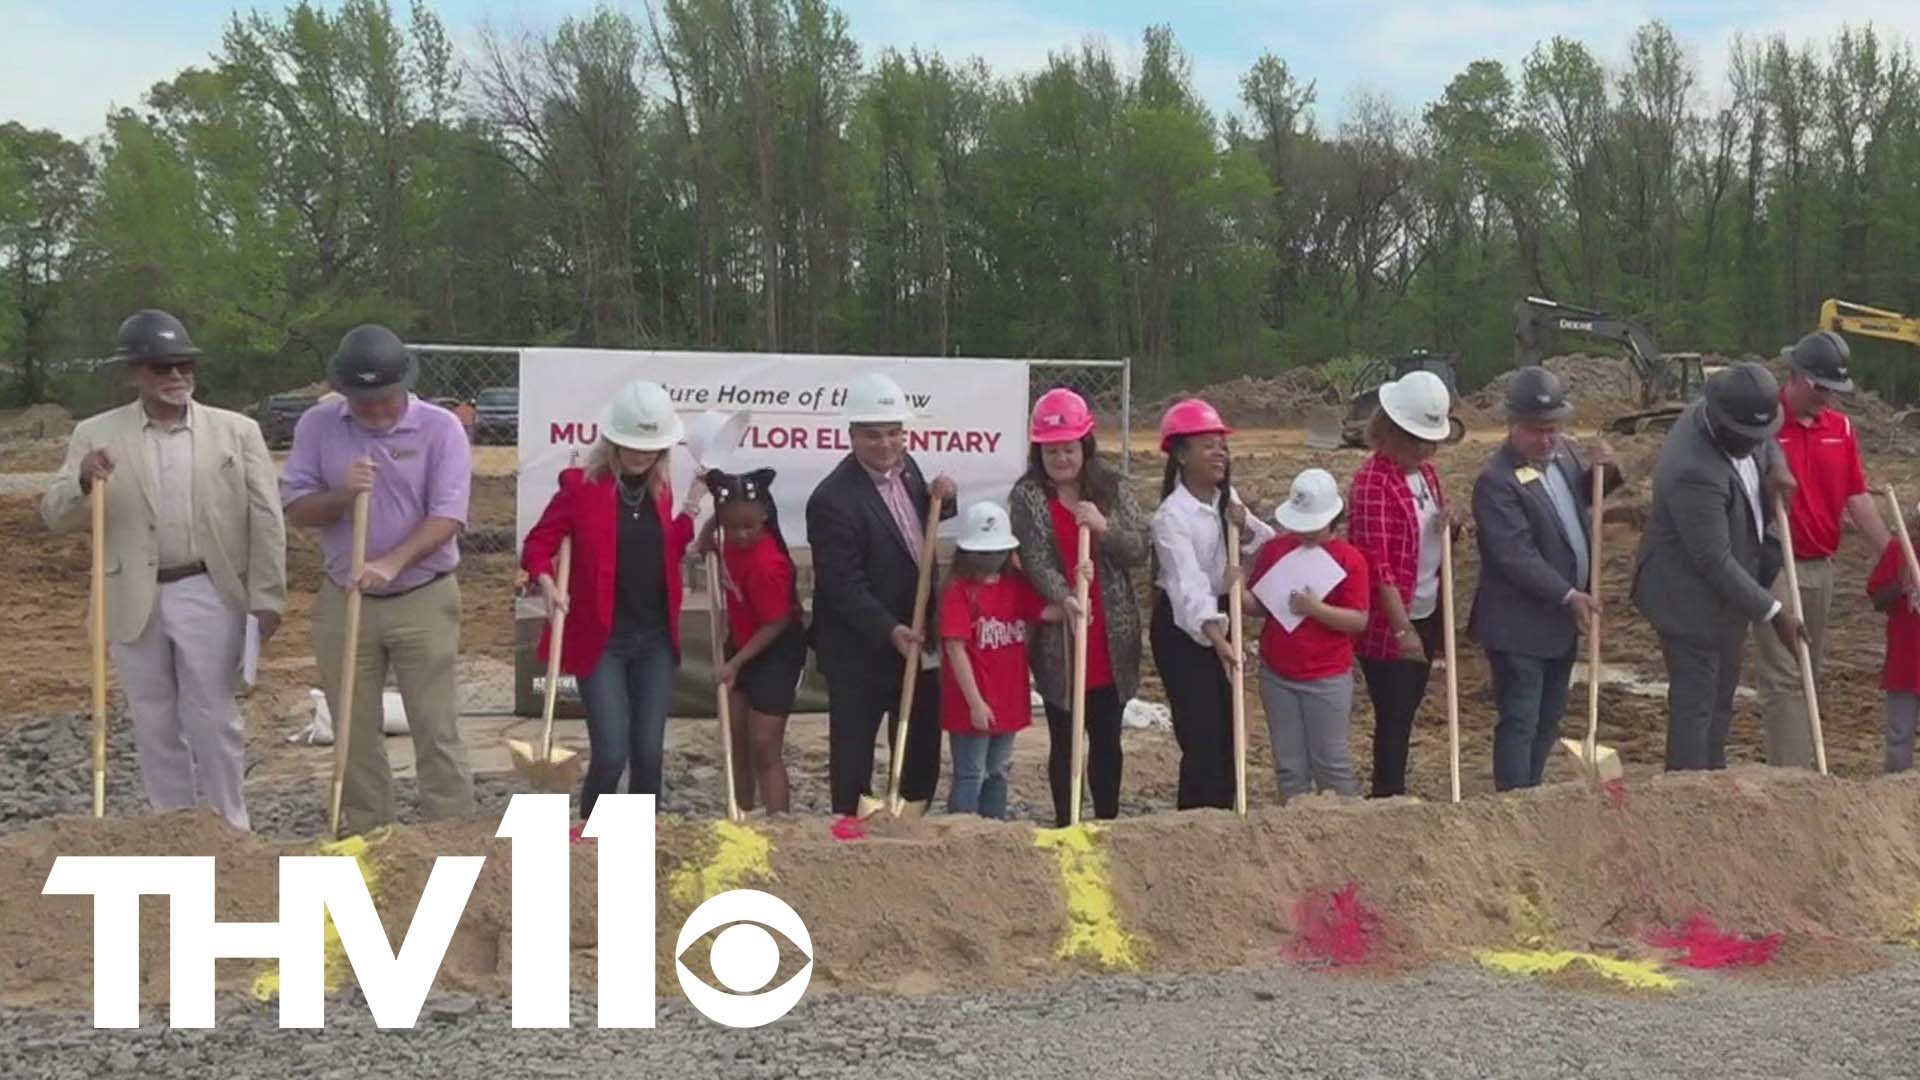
[41, 310, 287, 829]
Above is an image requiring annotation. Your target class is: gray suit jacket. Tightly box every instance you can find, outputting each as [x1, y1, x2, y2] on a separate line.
[1468, 441, 1617, 658]
[1631, 401, 1785, 643]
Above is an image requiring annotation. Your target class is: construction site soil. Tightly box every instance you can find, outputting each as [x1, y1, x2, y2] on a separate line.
[7, 355, 1920, 1024]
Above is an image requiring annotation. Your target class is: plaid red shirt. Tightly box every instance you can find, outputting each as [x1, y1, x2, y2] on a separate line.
[1348, 451, 1447, 660]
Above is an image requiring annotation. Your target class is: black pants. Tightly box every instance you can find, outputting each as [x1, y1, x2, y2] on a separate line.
[1044, 684, 1124, 827]
[825, 657, 943, 814]
[1658, 629, 1746, 771]
[1357, 614, 1441, 798]
[1151, 592, 1236, 810]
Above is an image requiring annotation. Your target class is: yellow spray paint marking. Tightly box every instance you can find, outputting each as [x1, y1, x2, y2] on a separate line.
[1508, 882, 1555, 950]
[1033, 824, 1143, 971]
[1476, 948, 1680, 991]
[668, 821, 774, 909]
[250, 831, 388, 1001]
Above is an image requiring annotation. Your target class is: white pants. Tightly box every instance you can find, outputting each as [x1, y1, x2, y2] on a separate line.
[110, 574, 249, 829]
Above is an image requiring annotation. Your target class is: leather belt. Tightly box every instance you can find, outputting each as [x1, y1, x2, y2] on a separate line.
[361, 571, 450, 601]
[156, 562, 207, 584]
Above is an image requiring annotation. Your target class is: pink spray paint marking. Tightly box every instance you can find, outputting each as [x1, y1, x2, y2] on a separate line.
[830, 815, 868, 842]
[1649, 915, 1781, 968]
[1287, 882, 1382, 968]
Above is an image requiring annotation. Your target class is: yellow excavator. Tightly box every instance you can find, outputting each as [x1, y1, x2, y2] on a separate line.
[1818, 298, 1920, 427]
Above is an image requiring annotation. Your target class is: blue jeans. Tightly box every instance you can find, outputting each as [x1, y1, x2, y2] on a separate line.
[947, 731, 1017, 819]
[578, 628, 676, 819]
[1488, 649, 1576, 791]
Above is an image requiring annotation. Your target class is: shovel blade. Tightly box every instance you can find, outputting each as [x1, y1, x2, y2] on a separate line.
[507, 738, 583, 793]
[1560, 738, 1623, 783]
[855, 794, 930, 820]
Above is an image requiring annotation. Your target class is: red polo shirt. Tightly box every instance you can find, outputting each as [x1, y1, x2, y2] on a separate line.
[1775, 393, 1867, 559]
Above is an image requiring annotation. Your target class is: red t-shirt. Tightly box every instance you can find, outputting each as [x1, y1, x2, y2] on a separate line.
[939, 574, 1044, 735]
[1249, 536, 1371, 681]
[1776, 396, 1868, 559]
[721, 533, 795, 649]
[1047, 499, 1115, 690]
[1867, 540, 1920, 693]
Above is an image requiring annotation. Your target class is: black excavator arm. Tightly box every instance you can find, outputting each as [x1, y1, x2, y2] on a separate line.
[1513, 296, 1669, 407]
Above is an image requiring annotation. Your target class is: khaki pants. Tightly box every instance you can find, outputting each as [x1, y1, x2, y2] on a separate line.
[314, 574, 473, 833]
[1752, 557, 1833, 770]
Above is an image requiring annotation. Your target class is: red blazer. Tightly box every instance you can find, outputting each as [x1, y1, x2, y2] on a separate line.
[521, 467, 696, 676]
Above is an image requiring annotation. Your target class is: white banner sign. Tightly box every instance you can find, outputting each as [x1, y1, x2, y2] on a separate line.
[516, 350, 1031, 550]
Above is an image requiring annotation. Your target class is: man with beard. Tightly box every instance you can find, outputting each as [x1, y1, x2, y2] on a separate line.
[42, 309, 287, 828]
[1633, 361, 1804, 771]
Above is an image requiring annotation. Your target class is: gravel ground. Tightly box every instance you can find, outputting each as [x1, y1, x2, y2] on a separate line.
[5, 963, 1918, 1079]
[0, 711, 1168, 836]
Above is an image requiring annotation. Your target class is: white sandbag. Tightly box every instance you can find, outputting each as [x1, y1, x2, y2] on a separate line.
[287, 687, 414, 745]
[1121, 697, 1172, 731]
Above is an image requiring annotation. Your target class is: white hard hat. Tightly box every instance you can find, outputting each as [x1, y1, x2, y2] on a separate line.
[1273, 468, 1343, 534]
[844, 372, 913, 425]
[956, 501, 1017, 552]
[601, 380, 685, 451]
[1378, 370, 1453, 442]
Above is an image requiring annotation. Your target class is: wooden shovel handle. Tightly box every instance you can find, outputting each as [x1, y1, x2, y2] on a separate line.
[1068, 524, 1092, 826]
[90, 478, 108, 819]
[1228, 520, 1246, 817]
[1774, 502, 1827, 776]
[538, 538, 573, 760]
[1440, 519, 1461, 804]
[328, 491, 371, 837]
[1585, 464, 1603, 760]
[707, 552, 743, 823]
[886, 493, 944, 814]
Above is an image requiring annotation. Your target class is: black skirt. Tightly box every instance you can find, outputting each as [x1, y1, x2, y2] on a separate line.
[728, 619, 808, 716]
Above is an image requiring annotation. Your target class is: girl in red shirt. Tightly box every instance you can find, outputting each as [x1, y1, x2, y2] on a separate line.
[1868, 529, 1920, 773]
[704, 468, 806, 814]
[1247, 468, 1370, 799]
[941, 501, 1067, 818]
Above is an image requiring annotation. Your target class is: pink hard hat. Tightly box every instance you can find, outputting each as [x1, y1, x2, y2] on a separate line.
[1030, 388, 1095, 444]
[1158, 397, 1231, 452]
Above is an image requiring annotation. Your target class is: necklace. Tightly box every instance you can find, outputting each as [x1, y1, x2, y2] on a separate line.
[619, 477, 650, 519]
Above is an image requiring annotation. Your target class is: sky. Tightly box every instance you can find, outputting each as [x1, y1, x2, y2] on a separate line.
[3, 0, 1918, 141]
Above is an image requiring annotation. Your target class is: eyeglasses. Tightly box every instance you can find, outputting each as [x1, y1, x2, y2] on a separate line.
[138, 360, 196, 376]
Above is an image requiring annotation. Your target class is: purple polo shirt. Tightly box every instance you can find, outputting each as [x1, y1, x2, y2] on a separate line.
[279, 394, 471, 593]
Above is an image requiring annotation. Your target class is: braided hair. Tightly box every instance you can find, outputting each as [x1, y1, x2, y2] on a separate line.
[707, 466, 799, 607]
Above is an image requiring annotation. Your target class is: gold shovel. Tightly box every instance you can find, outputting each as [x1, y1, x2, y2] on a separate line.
[857, 492, 945, 820]
[507, 537, 583, 792]
[1560, 464, 1622, 782]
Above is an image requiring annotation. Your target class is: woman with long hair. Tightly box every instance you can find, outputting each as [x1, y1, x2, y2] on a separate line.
[1008, 389, 1151, 826]
[1346, 370, 1462, 798]
[521, 380, 705, 837]
[1150, 398, 1272, 810]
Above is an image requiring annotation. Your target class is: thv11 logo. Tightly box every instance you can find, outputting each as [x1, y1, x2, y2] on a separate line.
[41, 794, 812, 1030]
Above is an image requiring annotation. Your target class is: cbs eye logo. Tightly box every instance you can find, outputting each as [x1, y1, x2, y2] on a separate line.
[674, 889, 814, 1027]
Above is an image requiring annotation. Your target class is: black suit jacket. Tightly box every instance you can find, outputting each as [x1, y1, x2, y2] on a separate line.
[1467, 441, 1620, 658]
[804, 452, 955, 678]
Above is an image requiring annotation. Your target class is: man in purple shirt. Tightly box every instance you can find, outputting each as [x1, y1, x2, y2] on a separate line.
[281, 324, 475, 833]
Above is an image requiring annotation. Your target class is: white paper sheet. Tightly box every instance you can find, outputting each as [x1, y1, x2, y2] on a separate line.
[239, 615, 261, 688]
[1251, 544, 1349, 633]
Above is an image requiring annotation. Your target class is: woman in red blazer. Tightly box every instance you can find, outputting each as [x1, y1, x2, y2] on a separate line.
[522, 380, 705, 827]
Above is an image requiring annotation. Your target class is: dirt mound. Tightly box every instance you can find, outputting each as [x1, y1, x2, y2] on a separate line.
[1150, 369, 1344, 429]
[0, 404, 74, 441]
[1468, 355, 1644, 428]
[7, 769, 1920, 1010]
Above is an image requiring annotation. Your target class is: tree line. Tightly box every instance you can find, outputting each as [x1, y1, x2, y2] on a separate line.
[2, 0, 1918, 412]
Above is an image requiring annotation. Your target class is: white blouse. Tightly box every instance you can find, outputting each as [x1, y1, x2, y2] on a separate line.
[1152, 482, 1274, 645]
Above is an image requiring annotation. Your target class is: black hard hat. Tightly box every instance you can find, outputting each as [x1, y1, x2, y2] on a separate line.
[112, 309, 201, 363]
[1705, 361, 1784, 442]
[1783, 330, 1854, 393]
[1505, 365, 1572, 421]
[328, 324, 416, 399]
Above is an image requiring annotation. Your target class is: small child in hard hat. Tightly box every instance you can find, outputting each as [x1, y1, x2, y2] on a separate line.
[1867, 515, 1920, 773]
[704, 467, 806, 813]
[1246, 469, 1371, 799]
[939, 500, 1071, 818]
